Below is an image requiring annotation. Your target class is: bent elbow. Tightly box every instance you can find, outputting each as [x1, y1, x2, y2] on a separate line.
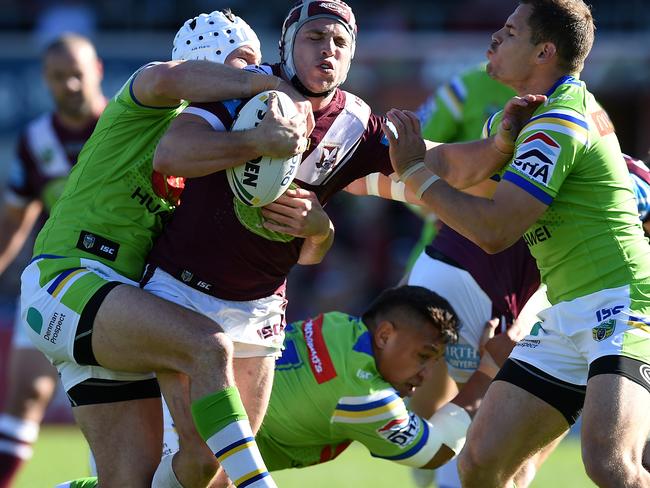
[475, 232, 513, 254]
[152, 143, 176, 175]
[148, 62, 181, 101]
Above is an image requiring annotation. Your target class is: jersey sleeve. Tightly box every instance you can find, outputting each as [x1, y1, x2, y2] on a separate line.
[4, 133, 35, 207]
[181, 100, 236, 132]
[330, 388, 440, 467]
[500, 108, 589, 205]
[418, 76, 466, 143]
[350, 113, 393, 178]
[631, 173, 650, 222]
[114, 63, 186, 113]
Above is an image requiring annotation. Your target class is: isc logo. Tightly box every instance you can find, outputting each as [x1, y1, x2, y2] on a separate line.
[595, 305, 624, 322]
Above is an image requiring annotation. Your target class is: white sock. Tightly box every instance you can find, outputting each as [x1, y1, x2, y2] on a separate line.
[0, 414, 39, 459]
[151, 453, 183, 488]
[208, 421, 276, 488]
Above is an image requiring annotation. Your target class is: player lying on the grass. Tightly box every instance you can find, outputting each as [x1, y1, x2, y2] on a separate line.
[383, 1, 650, 486]
[57, 285, 503, 488]
[18, 9, 312, 488]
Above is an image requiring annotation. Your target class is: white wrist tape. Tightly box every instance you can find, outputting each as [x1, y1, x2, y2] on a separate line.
[399, 161, 426, 182]
[365, 173, 380, 197]
[390, 178, 407, 202]
[428, 403, 472, 456]
[415, 174, 440, 200]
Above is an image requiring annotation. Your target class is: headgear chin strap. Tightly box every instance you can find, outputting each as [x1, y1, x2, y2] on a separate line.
[279, 0, 357, 98]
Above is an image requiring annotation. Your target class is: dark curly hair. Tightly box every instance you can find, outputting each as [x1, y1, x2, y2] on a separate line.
[362, 285, 459, 344]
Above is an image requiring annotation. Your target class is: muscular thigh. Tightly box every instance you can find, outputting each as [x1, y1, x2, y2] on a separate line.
[463, 379, 569, 476]
[582, 373, 650, 457]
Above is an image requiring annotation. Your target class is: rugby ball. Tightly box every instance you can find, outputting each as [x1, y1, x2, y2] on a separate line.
[226, 90, 301, 207]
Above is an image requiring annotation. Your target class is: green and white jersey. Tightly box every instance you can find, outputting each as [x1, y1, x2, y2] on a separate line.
[257, 312, 438, 470]
[485, 76, 650, 304]
[33, 65, 187, 281]
[418, 64, 515, 143]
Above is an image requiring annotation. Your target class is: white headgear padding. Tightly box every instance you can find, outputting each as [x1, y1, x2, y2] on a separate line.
[279, 0, 357, 95]
[172, 10, 260, 64]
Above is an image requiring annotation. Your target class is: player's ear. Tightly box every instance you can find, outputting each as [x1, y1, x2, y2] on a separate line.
[536, 42, 556, 65]
[374, 320, 396, 350]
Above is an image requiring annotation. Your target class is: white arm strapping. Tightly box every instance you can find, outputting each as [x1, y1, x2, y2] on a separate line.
[390, 178, 407, 202]
[415, 174, 440, 200]
[365, 173, 380, 197]
[428, 403, 472, 456]
[399, 161, 426, 182]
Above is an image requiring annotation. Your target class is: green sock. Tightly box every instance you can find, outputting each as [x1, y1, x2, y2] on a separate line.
[55, 477, 98, 488]
[191, 386, 276, 487]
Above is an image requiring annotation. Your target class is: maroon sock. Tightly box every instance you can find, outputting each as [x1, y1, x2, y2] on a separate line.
[0, 451, 25, 488]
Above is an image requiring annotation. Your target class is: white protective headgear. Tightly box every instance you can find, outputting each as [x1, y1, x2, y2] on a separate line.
[172, 10, 260, 64]
[279, 0, 357, 97]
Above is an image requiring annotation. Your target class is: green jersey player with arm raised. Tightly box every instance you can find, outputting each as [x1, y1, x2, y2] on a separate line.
[19, 10, 308, 488]
[384, 1, 650, 486]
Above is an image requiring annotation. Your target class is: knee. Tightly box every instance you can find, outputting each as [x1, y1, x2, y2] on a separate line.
[192, 331, 234, 368]
[583, 446, 642, 487]
[457, 443, 489, 483]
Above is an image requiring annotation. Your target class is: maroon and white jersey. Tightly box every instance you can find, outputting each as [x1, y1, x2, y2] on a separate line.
[428, 225, 541, 327]
[146, 64, 392, 301]
[6, 112, 99, 215]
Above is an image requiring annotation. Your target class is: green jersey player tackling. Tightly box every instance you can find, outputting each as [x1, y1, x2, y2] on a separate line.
[384, 1, 650, 486]
[61, 285, 502, 488]
[19, 10, 310, 488]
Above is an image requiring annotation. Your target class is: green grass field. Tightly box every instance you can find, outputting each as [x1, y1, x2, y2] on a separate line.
[15, 425, 595, 487]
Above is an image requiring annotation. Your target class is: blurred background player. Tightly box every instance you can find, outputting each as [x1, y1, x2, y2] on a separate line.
[626, 153, 650, 237]
[0, 33, 106, 488]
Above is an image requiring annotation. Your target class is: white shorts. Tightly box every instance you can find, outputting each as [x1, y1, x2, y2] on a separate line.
[20, 257, 156, 393]
[143, 268, 286, 358]
[510, 284, 650, 385]
[408, 252, 492, 383]
[11, 298, 35, 349]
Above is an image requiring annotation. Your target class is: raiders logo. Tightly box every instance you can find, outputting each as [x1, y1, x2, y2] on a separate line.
[592, 319, 616, 342]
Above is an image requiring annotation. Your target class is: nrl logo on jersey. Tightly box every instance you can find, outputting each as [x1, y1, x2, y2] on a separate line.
[512, 132, 560, 186]
[592, 319, 616, 341]
[180, 270, 193, 283]
[82, 234, 95, 249]
[316, 144, 341, 175]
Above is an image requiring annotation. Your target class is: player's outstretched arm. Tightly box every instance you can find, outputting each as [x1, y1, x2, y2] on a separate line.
[131, 60, 283, 108]
[0, 201, 42, 275]
[382, 112, 548, 253]
[343, 172, 419, 204]
[154, 93, 308, 177]
[381, 96, 544, 190]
